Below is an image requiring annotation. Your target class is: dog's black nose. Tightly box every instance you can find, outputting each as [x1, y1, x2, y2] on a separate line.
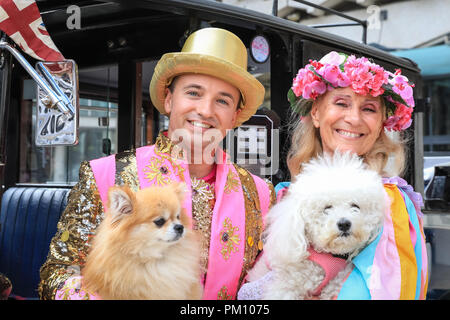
[174, 224, 184, 234]
[337, 218, 351, 232]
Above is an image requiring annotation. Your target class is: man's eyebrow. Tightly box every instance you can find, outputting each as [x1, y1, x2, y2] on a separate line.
[182, 84, 236, 102]
[218, 91, 236, 102]
[182, 84, 203, 90]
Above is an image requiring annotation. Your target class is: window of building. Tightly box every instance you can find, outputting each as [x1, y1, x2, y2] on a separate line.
[424, 78, 450, 155]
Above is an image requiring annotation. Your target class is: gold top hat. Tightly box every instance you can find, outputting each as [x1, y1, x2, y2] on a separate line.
[149, 27, 265, 127]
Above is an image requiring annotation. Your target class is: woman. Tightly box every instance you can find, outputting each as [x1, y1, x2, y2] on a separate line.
[239, 51, 427, 300]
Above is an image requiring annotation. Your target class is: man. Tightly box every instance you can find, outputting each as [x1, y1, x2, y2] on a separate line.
[39, 28, 276, 300]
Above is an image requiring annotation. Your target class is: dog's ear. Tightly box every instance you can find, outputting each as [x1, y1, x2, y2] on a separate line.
[264, 193, 309, 265]
[107, 185, 135, 221]
[171, 182, 187, 203]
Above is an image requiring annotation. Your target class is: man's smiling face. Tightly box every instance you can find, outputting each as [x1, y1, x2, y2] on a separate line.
[164, 73, 241, 156]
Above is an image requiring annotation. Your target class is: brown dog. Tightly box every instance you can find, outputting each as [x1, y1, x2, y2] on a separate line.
[82, 183, 202, 299]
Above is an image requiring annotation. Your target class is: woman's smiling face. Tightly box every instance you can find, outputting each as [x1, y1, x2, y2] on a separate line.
[310, 87, 384, 156]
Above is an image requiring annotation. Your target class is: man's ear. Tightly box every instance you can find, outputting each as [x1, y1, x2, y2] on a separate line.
[107, 185, 135, 222]
[310, 103, 320, 128]
[163, 87, 173, 115]
[231, 107, 242, 128]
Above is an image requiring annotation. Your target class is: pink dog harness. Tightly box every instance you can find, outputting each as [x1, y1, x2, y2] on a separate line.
[307, 248, 348, 296]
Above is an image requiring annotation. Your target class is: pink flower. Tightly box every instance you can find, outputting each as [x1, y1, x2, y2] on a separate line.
[367, 64, 389, 93]
[384, 101, 413, 131]
[344, 56, 389, 97]
[303, 79, 327, 99]
[390, 74, 414, 107]
[345, 56, 371, 94]
[318, 64, 350, 88]
[292, 67, 313, 97]
[292, 64, 326, 100]
[370, 87, 385, 97]
[395, 102, 413, 129]
[319, 51, 346, 66]
[405, 96, 415, 108]
[384, 115, 400, 131]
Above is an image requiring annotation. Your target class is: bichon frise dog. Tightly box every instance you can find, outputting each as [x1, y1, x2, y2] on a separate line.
[244, 152, 386, 300]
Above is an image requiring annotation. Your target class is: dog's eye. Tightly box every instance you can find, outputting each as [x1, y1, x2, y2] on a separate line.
[351, 203, 360, 210]
[324, 205, 332, 214]
[153, 218, 166, 227]
[177, 214, 180, 220]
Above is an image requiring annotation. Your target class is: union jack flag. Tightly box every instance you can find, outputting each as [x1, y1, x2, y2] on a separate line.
[0, 0, 64, 61]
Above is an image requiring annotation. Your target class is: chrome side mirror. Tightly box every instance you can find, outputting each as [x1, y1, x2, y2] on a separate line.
[0, 40, 80, 146]
[35, 60, 79, 146]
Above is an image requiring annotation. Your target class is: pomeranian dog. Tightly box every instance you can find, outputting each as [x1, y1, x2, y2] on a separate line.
[82, 182, 202, 300]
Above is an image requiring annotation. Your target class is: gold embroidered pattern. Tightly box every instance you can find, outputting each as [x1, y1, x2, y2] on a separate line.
[143, 133, 186, 185]
[143, 157, 172, 186]
[217, 285, 233, 300]
[191, 177, 215, 274]
[155, 132, 183, 158]
[220, 217, 240, 260]
[234, 164, 276, 289]
[224, 168, 240, 194]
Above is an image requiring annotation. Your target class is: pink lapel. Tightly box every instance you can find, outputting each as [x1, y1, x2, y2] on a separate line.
[202, 149, 246, 300]
[89, 154, 116, 212]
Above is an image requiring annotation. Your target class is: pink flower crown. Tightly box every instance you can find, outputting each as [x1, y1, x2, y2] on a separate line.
[288, 51, 415, 131]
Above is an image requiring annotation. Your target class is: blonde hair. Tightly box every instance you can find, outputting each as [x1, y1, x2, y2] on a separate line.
[286, 100, 408, 180]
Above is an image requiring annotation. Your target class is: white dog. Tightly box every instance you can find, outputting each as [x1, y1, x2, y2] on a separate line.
[244, 152, 386, 300]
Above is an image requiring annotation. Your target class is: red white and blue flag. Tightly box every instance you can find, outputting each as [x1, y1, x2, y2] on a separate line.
[0, 0, 64, 61]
